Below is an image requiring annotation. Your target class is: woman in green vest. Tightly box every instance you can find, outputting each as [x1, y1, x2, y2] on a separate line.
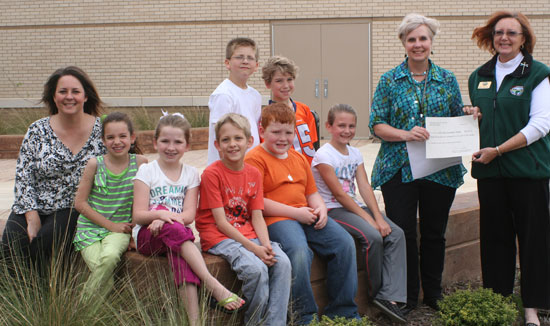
[469, 11, 550, 326]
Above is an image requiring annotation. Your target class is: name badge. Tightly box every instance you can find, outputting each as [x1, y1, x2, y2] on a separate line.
[478, 81, 491, 89]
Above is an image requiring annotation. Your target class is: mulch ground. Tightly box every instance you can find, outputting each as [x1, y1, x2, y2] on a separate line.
[368, 276, 550, 326]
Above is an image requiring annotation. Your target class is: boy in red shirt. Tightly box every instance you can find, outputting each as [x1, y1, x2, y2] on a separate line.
[196, 113, 291, 326]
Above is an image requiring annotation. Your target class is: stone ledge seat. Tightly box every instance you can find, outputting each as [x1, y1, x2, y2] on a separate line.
[123, 191, 481, 319]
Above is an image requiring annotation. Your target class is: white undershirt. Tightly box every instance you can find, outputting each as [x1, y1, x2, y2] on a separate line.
[496, 52, 550, 145]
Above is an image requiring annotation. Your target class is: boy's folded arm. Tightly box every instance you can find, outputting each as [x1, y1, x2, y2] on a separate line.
[306, 192, 329, 229]
[251, 210, 277, 265]
[263, 198, 297, 218]
[250, 209, 271, 249]
[211, 207, 260, 254]
[263, 198, 317, 225]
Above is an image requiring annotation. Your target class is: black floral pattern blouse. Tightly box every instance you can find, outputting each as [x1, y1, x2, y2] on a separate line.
[12, 117, 106, 215]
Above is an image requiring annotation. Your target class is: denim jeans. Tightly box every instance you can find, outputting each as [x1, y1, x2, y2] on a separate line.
[209, 238, 291, 326]
[268, 218, 359, 325]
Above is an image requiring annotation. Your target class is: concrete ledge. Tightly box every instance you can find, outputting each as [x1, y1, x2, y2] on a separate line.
[442, 191, 480, 286]
[121, 191, 481, 318]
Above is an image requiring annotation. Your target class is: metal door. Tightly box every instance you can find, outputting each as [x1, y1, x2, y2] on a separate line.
[272, 21, 371, 138]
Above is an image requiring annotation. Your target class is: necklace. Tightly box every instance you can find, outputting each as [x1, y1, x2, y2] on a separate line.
[411, 70, 427, 77]
[411, 73, 429, 122]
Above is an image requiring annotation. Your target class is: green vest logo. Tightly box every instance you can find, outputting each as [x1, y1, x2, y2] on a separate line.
[509, 86, 524, 96]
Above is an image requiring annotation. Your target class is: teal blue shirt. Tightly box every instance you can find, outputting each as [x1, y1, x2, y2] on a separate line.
[369, 59, 466, 189]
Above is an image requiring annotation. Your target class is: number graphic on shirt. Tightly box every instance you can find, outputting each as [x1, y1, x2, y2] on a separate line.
[295, 124, 315, 157]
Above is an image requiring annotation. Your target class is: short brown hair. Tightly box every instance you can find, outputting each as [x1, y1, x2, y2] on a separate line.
[215, 113, 251, 142]
[261, 56, 298, 84]
[472, 11, 535, 54]
[42, 66, 103, 116]
[261, 102, 296, 129]
[225, 37, 259, 60]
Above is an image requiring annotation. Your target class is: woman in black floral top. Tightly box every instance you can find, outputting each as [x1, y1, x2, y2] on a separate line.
[2, 66, 105, 269]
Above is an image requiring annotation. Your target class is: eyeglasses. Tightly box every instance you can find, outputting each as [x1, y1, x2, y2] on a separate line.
[493, 30, 523, 38]
[231, 55, 256, 62]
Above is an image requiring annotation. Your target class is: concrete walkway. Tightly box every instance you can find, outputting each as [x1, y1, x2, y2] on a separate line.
[0, 139, 477, 223]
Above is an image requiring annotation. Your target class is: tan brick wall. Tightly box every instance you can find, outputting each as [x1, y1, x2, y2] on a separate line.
[1, 1, 549, 105]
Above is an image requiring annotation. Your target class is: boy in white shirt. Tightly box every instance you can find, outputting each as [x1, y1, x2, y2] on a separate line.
[207, 37, 262, 165]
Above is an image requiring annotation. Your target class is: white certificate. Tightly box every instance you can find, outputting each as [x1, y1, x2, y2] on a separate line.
[406, 141, 462, 180]
[425, 115, 480, 159]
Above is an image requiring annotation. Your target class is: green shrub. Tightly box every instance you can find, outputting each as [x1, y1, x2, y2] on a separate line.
[125, 106, 208, 131]
[0, 108, 46, 135]
[434, 287, 518, 326]
[309, 315, 374, 326]
[0, 106, 209, 135]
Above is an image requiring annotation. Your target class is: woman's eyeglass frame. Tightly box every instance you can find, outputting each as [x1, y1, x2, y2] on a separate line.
[492, 30, 523, 38]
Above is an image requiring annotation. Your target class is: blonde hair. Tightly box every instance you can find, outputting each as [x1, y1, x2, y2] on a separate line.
[261, 55, 298, 84]
[215, 113, 252, 141]
[398, 13, 440, 44]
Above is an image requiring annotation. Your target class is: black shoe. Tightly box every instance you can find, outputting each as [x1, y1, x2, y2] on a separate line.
[398, 303, 417, 316]
[423, 297, 441, 311]
[373, 299, 407, 324]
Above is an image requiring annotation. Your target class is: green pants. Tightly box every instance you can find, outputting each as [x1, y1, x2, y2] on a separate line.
[80, 232, 130, 296]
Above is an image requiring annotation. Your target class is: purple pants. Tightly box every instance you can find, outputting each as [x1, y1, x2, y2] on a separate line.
[137, 222, 200, 286]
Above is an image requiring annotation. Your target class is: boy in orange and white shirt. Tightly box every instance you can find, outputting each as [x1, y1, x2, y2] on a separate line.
[262, 55, 318, 164]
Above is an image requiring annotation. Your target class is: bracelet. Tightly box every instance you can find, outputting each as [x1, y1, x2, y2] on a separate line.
[495, 146, 502, 156]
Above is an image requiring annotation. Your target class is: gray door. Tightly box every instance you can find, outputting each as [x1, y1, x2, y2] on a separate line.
[272, 21, 371, 138]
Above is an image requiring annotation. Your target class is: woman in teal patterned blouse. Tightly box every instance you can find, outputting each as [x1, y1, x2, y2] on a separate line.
[368, 13, 467, 314]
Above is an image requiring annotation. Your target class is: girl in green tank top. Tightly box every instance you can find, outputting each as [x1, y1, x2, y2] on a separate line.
[73, 112, 148, 297]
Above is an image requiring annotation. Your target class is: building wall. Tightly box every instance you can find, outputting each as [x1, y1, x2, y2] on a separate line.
[1, 1, 549, 106]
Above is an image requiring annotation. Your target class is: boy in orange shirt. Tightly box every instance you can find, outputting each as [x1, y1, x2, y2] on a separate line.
[262, 55, 318, 164]
[196, 113, 291, 326]
[245, 103, 359, 325]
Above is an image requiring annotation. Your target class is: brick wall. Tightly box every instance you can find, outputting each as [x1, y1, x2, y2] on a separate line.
[1, 1, 549, 105]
